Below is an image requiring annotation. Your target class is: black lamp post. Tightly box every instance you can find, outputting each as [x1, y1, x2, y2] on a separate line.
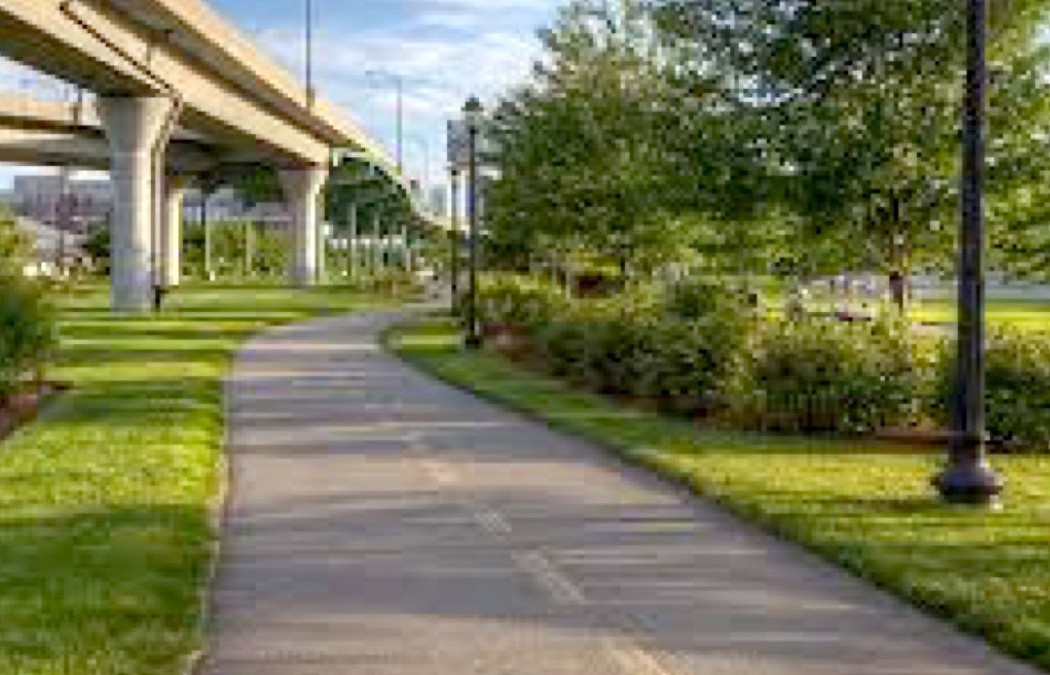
[933, 0, 1003, 505]
[464, 96, 483, 349]
[449, 165, 461, 315]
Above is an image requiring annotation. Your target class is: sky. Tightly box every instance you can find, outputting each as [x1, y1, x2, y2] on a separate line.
[0, 0, 561, 190]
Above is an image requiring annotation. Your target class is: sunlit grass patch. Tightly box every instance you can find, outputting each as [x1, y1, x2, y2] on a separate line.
[390, 316, 1050, 671]
[0, 283, 380, 675]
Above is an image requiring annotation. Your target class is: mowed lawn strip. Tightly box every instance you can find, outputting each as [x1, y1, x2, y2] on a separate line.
[388, 317, 1050, 672]
[0, 284, 380, 675]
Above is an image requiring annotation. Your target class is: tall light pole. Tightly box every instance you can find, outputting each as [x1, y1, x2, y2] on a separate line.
[365, 70, 404, 173]
[406, 134, 432, 199]
[934, 0, 1002, 505]
[449, 165, 461, 315]
[464, 96, 483, 349]
[305, 0, 315, 106]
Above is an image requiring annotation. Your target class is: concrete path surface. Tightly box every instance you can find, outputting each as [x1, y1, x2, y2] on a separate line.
[199, 310, 1039, 675]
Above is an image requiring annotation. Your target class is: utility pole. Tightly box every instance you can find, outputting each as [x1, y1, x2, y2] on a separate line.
[365, 70, 404, 173]
[305, 0, 315, 107]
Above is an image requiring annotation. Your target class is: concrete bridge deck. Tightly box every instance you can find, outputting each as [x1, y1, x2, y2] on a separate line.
[200, 309, 1038, 674]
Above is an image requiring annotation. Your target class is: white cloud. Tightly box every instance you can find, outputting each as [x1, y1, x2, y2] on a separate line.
[250, 11, 550, 185]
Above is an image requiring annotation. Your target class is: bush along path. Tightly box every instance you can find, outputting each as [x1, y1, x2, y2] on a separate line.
[476, 275, 1050, 449]
[389, 315, 1050, 672]
[0, 284, 382, 675]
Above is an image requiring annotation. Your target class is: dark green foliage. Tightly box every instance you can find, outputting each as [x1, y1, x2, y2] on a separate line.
[0, 208, 32, 278]
[481, 276, 747, 418]
[0, 275, 56, 400]
[729, 318, 920, 434]
[931, 328, 1050, 450]
[481, 275, 934, 435]
[654, 0, 1050, 279]
[82, 223, 110, 272]
[182, 220, 290, 279]
[665, 277, 753, 320]
[479, 275, 570, 329]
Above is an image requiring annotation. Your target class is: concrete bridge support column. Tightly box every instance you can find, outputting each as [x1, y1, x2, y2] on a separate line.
[401, 222, 411, 272]
[98, 97, 175, 312]
[162, 174, 187, 287]
[279, 166, 328, 286]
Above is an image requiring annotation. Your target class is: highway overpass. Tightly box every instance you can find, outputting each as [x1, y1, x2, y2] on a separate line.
[0, 0, 424, 310]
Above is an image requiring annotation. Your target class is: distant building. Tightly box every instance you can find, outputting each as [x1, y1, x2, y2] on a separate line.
[9, 175, 292, 230]
[15, 215, 89, 277]
[427, 184, 447, 217]
[12, 174, 112, 232]
[183, 186, 248, 222]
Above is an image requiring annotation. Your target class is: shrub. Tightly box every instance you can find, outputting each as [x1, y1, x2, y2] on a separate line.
[729, 317, 920, 434]
[533, 292, 748, 415]
[479, 275, 569, 331]
[930, 328, 1050, 450]
[0, 275, 56, 402]
[477, 274, 945, 437]
[666, 277, 755, 321]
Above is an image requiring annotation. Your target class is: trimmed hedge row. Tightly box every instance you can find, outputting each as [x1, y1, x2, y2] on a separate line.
[0, 275, 56, 403]
[479, 275, 1050, 449]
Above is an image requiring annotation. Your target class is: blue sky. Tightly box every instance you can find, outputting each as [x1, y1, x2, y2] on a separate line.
[0, 0, 561, 189]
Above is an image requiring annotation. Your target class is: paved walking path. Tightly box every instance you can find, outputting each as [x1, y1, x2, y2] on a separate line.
[200, 310, 1039, 675]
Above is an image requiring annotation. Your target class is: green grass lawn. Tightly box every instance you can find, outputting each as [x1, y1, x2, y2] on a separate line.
[388, 317, 1050, 672]
[910, 298, 1050, 331]
[0, 283, 382, 675]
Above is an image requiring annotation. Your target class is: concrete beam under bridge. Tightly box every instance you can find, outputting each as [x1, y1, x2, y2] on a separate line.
[0, 126, 216, 173]
[0, 0, 332, 165]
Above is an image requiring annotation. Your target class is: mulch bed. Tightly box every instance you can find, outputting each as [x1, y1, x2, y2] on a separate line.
[0, 382, 69, 444]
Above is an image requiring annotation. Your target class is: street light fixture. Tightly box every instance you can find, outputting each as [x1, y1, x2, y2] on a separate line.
[463, 95, 483, 349]
[933, 0, 1003, 505]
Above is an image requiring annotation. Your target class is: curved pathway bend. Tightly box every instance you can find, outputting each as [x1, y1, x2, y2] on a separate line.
[200, 309, 1039, 675]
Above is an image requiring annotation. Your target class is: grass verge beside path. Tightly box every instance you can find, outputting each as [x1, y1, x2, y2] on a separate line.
[0, 284, 382, 675]
[388, 316, 1050, 672]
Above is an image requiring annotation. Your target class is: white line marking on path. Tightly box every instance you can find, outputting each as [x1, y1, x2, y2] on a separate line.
[419, 458, 459, 486]
[513, 550, 587, 606]
[604, 636, 676, 675]
[473, 508, 513, 536]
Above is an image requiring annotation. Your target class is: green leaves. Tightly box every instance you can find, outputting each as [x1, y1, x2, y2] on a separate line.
[486, 0, 1050, 279]
[655, 0, 1050, 278]
[0, 207, 32, 277]
[0, 275, 56, 400]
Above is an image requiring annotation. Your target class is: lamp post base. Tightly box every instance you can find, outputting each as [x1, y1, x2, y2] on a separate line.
[465, 333, 482, 350]
[933, 460, 1003, 505]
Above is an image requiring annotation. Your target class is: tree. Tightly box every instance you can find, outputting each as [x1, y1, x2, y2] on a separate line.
[0, 207, 33, 277]
[655, 0, 1050, 303]
[487, 0, 707, 277]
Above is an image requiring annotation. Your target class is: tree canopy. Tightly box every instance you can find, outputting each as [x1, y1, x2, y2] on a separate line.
[481, 0, 1050, 283]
